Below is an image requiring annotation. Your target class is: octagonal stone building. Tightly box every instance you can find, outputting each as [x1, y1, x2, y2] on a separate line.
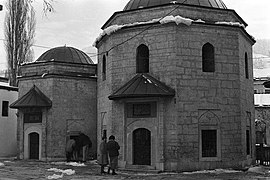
[11, 46, 97, 161]
[95, 0, 255, 171]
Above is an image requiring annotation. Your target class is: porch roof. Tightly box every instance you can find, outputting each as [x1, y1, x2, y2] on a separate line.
[10, 85, 52, 109]
[108, 73, 175, 100]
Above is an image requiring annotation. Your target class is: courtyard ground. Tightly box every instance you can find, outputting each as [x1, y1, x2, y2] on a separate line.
[1, 159, 270, 180]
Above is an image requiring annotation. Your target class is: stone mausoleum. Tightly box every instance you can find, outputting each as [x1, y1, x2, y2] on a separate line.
[95, 0, 255, 171]
[11, 0, 256, 172]
[11, 46, 97, 160]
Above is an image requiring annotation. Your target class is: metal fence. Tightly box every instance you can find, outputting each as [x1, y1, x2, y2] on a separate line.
[256, 145, 270, 166]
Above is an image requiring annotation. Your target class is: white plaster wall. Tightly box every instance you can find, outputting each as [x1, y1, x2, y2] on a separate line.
[0, 87, 18, 157]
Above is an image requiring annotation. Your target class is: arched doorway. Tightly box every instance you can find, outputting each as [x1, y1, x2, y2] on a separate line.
[29, 132, 39, 159]
[133, 128, 151, 165]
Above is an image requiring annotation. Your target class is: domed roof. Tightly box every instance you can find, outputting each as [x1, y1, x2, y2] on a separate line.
[123, 0, 227, 11]
[36, 46, 94, 64]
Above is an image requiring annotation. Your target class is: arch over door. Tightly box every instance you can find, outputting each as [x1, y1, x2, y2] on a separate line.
[29, 132, 39, 159]
[133, 128, 151, 165]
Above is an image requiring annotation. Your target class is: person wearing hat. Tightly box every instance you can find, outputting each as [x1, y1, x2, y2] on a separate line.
[98, 137, 109, 174]
[106, 135, 120, 175]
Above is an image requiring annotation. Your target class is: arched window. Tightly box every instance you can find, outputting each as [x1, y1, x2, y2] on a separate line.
[202, 43, 215, 72]
[136, 44, 149, 73]
[245, 52, 249, 79]
[102, 55, 106, 81]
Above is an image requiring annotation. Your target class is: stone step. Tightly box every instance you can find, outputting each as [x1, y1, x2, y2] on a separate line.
[119, 165, 161, 174]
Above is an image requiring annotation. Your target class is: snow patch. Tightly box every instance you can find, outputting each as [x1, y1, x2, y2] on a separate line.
[215, 21, 245, 28]
[4, 161, 12, 163]
[66, 162, 86, 166]
[194, 19, 205, 23]
[247, 166, 266, 174]
[0, 162, 4, 166]
[51, 161, 86, 166]
[47, 168, 75, 179]
[182, 169, 242, 174]
[47, 174, 63, 179]
[48, 168, 75, 175]
[160, 15, 193, 26]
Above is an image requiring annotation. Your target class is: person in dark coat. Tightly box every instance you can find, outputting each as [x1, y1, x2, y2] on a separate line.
[76, 132, 92, 162]
[98, 137, 109, 174]
[106, 135, 120, 175]
[65, 138, 76, 162]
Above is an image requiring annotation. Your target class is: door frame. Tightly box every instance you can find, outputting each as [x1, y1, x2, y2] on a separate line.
[24, 125, 42, 160]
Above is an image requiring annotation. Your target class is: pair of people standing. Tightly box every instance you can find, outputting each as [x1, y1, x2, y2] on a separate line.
[98, 135, 120, 175]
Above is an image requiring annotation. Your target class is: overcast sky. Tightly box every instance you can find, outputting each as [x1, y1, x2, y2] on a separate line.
[0, 0, 269, 70]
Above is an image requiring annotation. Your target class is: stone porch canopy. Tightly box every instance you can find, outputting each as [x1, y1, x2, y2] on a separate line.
[10, 85, 52, 109]
[108, 73, 175, 100]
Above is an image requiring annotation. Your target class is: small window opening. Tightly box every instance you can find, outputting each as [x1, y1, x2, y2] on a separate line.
[2, 101, 9, 117]
[202, 43, 215, 72]
[245, 52, 249, 79]
[102, 55, 106, 81]
[136, 44, 149, 73]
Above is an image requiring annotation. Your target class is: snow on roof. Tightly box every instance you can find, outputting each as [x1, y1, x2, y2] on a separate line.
[254, 94, 270, 106]
[215, 21, 245, 28]
[159, 15, 193, 26]
[93, 15, 245, 47]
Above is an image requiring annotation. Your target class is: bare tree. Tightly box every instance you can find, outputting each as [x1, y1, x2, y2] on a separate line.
[42, 0, 54, 13]
[4, 0, 36, 86]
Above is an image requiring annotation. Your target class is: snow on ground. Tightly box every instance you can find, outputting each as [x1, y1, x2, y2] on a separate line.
[47, 168, 75, 179]
[247, 166, 267, 174]
[182, 169, 242, 175]
[48, 168, 75, 175]
[51, 161, 86, 166]
[47, 173, 63, 179]
[3, 161, 12, 163]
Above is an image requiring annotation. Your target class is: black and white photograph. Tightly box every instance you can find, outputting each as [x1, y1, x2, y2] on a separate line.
[0, 0, 270, 179]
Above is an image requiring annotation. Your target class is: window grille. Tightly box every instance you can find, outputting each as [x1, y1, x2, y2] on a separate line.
[201, 130, 217, 157]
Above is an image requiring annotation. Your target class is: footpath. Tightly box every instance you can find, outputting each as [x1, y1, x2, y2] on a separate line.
[1, 159, 270, 180]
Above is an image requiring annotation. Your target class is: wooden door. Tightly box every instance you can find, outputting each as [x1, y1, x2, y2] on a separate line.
[133, 128, 151, 165]
[29, 132, 39, 159]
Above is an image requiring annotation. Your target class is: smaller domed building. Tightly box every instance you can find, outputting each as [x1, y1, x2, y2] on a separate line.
[11, 46, 97, 160]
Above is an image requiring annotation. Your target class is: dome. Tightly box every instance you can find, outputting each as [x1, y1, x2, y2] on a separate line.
[36, 46, 94, 64]
[123, 0, 227, 11]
